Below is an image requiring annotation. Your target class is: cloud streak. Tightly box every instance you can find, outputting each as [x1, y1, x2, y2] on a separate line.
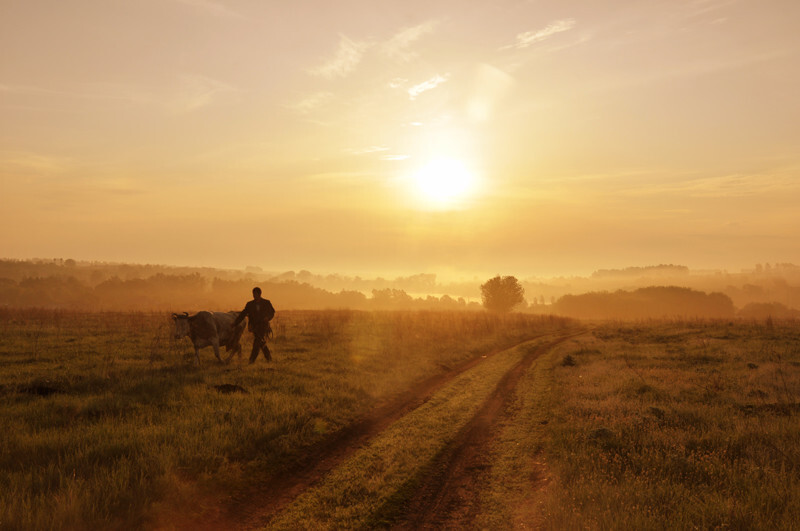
[172, 75, 239, 112]
[502, 19, 576, 50]
[382, 20, 438, 61]
[2, 76, 238, 113]
[309, 35, 370, 79]
[408, 74, 449, 99]
[288, 92, 334, 115]
[173, 0, 244, 19]
[0, 150, 72, 175]
[309, 21, 437, 81]
[631, 173, 800, 199]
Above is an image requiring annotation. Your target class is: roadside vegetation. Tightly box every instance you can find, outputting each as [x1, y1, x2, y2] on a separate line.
[534, 320, 800, 529]
[0, 308, 569, 529]
[3, 308, 798, 530]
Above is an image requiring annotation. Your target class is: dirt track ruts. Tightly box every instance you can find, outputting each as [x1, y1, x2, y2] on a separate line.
[389, 335, 577, 529]
[192, 332, 576, 530]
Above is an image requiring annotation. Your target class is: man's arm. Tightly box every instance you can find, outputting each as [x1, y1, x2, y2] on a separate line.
[232, 304, 249, 327]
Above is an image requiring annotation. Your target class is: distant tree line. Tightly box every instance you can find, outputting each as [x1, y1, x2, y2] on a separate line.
[738, 302, 800, 320]
[2, 259, 798, 319]
[0, 274, 481, 312]
[0, 259, 480, 299]
[550, 287, 736, 320]
[590, 264, 690, 278]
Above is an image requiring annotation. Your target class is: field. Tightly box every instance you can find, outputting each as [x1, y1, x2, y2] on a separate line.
[1, 309, 799, 530]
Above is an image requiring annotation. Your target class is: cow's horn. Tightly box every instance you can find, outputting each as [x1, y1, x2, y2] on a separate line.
[172, 313, 178, 318]
[183, 312, 189, 317]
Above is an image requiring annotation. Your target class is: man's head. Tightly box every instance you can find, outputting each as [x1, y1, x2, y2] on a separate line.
[252, 287, 262, 299]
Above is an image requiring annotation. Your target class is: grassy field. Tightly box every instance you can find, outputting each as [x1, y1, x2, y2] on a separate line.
[0, 308, 569, 529]
[2, 310, 798, 530]
[533, 320, 800, 530]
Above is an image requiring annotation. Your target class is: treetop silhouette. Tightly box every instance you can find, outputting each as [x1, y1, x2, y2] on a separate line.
[481, 275, 525, 313]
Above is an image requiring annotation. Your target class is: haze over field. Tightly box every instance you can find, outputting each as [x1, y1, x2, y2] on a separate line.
[2, 1, 800, 277]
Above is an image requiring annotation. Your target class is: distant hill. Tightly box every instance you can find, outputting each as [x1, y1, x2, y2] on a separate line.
[551, 286, 735, 320]
[591, 264, 690, 278]
[2, 258, 799, 317]
[738, 302, 800, 320]
[0, 259, 478, 311]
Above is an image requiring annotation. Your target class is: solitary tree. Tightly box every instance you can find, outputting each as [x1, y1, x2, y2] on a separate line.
[481, 275, 525, 313]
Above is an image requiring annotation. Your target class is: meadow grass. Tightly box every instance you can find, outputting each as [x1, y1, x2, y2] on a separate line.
[266, 337, 556, 530]
[6, 310, 795, 530]
[533, 320, 800, 530]
[0, 308, 568, 529]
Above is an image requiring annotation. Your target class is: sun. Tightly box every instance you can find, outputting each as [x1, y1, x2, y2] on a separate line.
[410, 157, 478, 210]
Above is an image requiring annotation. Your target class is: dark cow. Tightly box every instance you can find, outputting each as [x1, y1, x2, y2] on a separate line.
[171, 311, 246, 365]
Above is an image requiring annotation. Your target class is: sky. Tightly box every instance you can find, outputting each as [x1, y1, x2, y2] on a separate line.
[2, 0, 799, 279]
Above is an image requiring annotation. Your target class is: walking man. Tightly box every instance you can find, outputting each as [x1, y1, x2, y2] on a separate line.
[233, 287, 275, 363]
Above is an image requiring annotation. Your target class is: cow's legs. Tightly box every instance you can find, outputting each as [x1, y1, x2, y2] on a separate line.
[194, 347, 201, 366]
[211, 338, 222, 362]
[224, 341, 240, 363]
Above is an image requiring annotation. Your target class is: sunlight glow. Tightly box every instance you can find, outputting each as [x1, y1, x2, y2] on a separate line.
[411, 158, 478, 210]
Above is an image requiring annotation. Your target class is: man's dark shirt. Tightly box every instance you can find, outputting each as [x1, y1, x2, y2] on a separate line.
[233, 298, 275, 332]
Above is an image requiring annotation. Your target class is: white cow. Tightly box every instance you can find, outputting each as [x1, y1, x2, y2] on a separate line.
[171, 311, 245, 365]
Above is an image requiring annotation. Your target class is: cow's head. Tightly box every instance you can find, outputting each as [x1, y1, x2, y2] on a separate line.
[171, 312, 190, 339]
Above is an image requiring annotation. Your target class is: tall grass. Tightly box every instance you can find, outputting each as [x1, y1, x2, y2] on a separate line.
[538, 320, 800, 530]
[0, 308, 568, 529]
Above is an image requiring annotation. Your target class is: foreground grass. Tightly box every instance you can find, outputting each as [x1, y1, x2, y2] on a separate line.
[6, 310, 796, 530]
[534, 320, 800, 530]
[376, 319, 800, 530]
[0, 308, 569, 529]
[267, 338, 555, 530]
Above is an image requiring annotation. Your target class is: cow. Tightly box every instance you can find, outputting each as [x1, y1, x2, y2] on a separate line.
[171, 311, 246, 365]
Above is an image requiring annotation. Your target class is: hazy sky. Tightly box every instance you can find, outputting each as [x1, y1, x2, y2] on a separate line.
[2, 0, 799, 278]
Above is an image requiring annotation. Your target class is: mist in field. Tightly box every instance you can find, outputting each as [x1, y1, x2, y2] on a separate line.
[4, 2, 800, 529]
[2, 258, 799, 320]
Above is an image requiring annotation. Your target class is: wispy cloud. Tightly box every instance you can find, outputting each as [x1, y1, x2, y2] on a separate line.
[502, 19, 576, 50]
[2, 77, 237, 113]
[684, 0, 737, 19]
[288, 92, 334, 115]
[309, 22, 437, 80]
[382, 20, 438, 61]
[309, 35, 370, 79]
[0, 81, 152, 105]
[388, 78, 408, 89]
[408, 74, 449, 100]
[346, 146, 389, 155]
[566, 170, 800, 201]
[344, 146, 411, 161]
[1, 83, 61, 96]
[171, 75, 239, 112]
[585, 49, 791, 94]
[173, 0, 244, 19]
[0, 150, 71, 175]
[642, 174, 800, 199]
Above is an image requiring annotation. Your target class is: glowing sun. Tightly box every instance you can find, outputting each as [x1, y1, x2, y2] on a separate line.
[410, 157, 478, 210]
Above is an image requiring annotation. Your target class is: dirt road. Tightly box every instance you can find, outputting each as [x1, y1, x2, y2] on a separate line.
[390, 337, 571, 529]
[194, 333, 578, 530]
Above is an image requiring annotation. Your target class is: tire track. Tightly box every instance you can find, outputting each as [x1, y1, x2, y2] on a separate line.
[389, 334, 580, 530]
[180, 331, 580, 530]
[192, 332, 569, 530]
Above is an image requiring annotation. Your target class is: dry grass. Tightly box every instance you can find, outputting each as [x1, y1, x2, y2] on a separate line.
[0, 308, 567, 529]
[5, 309, 795, 529]
[536, 320, 800, 530]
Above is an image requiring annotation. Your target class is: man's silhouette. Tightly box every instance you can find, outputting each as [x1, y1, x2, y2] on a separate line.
[233, 287, 275, 363]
